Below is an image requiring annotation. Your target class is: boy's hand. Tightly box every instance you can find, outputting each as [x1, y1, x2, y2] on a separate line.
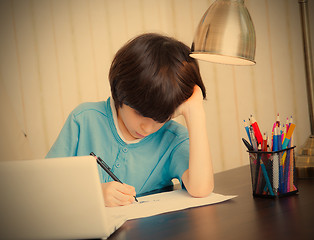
[173, 85, 204, 119]
[101, 182, 136, 207]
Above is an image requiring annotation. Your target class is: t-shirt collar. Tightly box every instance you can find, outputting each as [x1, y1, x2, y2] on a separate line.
[109, 97, 141, 144]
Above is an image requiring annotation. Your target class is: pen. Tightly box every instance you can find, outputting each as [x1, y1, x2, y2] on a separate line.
[242, 138, 254, 151]
[249, 126, 258, 151]
[90, 152, 138, 202]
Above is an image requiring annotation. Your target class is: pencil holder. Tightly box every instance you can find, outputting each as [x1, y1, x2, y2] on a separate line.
[248, 146, 298, 198]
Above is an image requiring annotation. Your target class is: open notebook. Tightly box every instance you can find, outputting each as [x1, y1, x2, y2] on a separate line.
[0, 156, 125, 240]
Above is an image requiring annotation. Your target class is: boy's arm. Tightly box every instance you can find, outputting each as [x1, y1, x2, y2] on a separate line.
[46, 113, 79, 158]
[176, 86, 214, 197]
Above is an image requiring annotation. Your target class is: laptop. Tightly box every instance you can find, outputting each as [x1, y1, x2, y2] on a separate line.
[0, 156, 125, 239]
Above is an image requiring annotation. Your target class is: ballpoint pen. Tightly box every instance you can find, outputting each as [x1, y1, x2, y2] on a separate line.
[249, 126, 258, 151]
[90, 152, 138, 202]
[242, 138, 254, 151]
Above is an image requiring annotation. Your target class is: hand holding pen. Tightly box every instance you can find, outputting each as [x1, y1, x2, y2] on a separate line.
[90, 152, 138, 207]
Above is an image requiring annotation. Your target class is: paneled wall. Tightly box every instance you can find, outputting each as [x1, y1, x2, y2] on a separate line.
[0, 0, 313, 173]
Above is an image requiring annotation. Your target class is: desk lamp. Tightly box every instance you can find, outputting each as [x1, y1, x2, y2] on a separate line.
[190, 0, 256, 65]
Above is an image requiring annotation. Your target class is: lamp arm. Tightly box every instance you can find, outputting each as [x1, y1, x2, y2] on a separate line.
[298, 0, 314, 135]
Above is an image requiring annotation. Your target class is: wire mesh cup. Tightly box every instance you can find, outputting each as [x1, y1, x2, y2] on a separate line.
[249, 146, 298, 197]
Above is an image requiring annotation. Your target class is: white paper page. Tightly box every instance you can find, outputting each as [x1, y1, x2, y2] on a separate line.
[107, 189, 237, 220]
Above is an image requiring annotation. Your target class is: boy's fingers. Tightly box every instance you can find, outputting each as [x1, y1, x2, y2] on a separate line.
[125, 183, 136, 195]
[102, 182, 135, 207]
[116, 183, 136, 196]
[111, 182, 136, 197]
[113, 190, 135, 204]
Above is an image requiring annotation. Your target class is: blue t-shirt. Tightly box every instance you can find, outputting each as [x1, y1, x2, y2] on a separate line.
[46, 98, 189, 194]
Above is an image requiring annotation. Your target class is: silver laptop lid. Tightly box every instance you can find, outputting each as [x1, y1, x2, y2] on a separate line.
[0, 156, 110, 239]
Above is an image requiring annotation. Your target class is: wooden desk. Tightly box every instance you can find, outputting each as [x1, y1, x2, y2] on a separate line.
[108, 165, 314, 240]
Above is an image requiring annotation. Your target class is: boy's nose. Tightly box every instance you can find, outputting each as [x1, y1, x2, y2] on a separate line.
[140, 121, 155, 135]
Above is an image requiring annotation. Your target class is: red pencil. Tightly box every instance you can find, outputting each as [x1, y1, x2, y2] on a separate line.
[262, 133, 267, 151]
[250, 115, 263, 144]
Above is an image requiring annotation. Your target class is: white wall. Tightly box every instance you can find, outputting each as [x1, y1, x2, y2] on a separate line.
[0, 0, 313, 173]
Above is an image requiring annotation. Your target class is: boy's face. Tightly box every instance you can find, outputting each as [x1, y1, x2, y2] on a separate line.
[117, 104, 165, 141]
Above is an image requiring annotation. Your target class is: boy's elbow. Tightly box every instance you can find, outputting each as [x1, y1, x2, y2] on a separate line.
[187, 183, 214, 198]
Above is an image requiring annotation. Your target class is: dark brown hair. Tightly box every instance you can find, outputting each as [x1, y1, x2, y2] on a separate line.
[109, 33, 206, 123]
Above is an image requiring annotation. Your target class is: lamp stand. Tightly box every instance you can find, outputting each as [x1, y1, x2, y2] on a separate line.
[296, 136, 314, 178]
[296, 0, 314, 178]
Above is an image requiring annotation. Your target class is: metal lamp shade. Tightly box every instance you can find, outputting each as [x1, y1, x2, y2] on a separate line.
[190, 0, 256, 65]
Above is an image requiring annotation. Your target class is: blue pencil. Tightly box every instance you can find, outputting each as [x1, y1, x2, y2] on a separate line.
[243, 120, 252, 145]
[260, 159, 274, 196]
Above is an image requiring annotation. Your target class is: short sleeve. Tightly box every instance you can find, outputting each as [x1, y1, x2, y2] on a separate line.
[46, 113, 79, 158]
[168, 139, 189, 187]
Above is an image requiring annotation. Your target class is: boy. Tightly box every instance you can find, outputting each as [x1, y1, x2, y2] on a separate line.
[46, 33, 214, 207]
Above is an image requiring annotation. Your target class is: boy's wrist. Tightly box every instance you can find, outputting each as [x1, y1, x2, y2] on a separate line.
[182, 103, 206, 127]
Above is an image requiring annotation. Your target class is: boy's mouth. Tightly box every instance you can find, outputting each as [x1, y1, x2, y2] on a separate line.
[135, 132, 146, 138]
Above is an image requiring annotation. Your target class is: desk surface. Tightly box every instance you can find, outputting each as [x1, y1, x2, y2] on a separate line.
[108, 165, 314, 240]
